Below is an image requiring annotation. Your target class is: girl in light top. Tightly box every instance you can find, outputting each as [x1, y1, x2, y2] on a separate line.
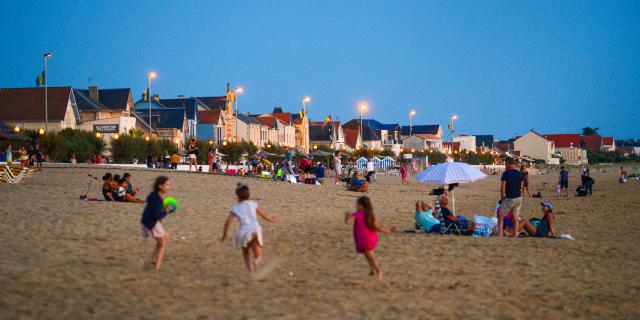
[344, 196, 396, 279]
[221, 183, 277, 272]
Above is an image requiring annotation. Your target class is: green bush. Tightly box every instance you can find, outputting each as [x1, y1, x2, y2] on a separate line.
[43, 129, 106, 162]
[111, 135, 177, 164]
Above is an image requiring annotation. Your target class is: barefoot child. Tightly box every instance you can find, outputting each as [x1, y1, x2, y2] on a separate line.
[344, 196, 396, 279]
[140, 176, 173, 270]
[221, 183, 277, 272]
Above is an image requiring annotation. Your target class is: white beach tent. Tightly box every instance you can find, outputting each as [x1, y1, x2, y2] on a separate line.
[415, 161, 487, 213]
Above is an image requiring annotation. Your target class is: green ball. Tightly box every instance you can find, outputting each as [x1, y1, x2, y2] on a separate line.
[163, 197, 179, 214]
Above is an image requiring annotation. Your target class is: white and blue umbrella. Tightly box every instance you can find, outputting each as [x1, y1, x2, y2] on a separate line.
[415, 161, 487, 213]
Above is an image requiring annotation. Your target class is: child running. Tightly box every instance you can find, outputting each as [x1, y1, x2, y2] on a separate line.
[140, 176, 173, 270]
[344, 196, 396, 279]
[221, 183, 277, 272]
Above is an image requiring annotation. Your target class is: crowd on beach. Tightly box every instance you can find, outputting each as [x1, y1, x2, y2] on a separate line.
[1, 143, 45, 170]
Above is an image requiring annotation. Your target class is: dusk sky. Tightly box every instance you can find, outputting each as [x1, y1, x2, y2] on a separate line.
[1, 1, 638, 139]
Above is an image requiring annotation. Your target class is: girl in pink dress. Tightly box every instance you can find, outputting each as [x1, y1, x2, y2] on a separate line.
[400, 164, 409, 185]
[344, 196, 396, 279]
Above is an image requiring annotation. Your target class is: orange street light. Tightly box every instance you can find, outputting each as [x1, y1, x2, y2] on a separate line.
[113, 134, 120, 140]
[38, 128, 45, 135]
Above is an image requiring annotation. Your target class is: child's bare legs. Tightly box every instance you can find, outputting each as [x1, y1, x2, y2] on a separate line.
[363, 250, 382, 279]
[242, 238, 263, 272]
[251, 239, 263, 268]
[242, 246, 255, 272]
[152, 233, 169, 270]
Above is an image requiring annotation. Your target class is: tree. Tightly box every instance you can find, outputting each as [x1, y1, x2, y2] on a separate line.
[581, 127, 600, 136]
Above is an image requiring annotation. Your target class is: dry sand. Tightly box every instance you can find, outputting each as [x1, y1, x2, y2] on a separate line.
[1, 165, 639, 319]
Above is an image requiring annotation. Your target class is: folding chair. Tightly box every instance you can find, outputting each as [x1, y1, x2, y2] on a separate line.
[434, 199, 464, 235]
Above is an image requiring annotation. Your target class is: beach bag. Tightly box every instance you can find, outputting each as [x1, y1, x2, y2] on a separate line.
[472, 215, 498, 238]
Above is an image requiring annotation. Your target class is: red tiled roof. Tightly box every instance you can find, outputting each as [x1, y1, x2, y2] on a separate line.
[344, 129, 359, 148]
[580, 135, 602, 151]
[543, 134, 581, 148]
[603, 137, 614, 145]
[198, 109, 222, 124]
[0, 87, 72, 122]
[256, 116, 277, 128]
[272, 112, 291, 125]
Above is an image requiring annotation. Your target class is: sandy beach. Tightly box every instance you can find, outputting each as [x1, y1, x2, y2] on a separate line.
[1, 166, 639, 319]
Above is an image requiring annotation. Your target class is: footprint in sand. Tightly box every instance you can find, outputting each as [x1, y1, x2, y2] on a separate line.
[252, 256, 283, 281]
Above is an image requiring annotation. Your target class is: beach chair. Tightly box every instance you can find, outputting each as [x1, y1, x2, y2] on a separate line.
[1, 167, 25, 184]
[434, 199, 463, 235]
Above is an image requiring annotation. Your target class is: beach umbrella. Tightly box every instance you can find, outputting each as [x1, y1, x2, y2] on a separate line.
[309, 150, 333, 157]
[257, 150, 276, 157]
[415, 161, 487, 213]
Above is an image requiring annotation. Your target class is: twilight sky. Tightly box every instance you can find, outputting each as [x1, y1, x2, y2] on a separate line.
[1, 1, 638, 139]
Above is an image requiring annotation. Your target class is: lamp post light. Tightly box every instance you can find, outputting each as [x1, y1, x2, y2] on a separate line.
[234, 87, 244, 142]
[359, 103, 368, 148]
[409, 110, 416, 136]
[147, 71, 157, 129]
[43, 53, 52, 132]
[302, 96, 311, 153]
[448, 114, 458, 155]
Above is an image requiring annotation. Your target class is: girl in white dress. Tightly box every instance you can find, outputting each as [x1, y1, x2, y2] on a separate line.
[221, 183, 277, 272]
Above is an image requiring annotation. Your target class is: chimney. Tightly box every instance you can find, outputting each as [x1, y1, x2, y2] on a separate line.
[152, 94, 160, 102]
[89, 86, 99, 102]
[177, 95, 184, 99]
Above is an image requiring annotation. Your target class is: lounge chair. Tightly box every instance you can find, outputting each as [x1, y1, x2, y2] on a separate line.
[1, 167, 26, 184]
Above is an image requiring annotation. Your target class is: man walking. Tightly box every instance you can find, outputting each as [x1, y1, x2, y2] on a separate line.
[498, 158, 524, 237]
[559, 166, 569, 197]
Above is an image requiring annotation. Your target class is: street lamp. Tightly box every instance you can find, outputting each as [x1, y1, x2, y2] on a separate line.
[359, 103, 368, 148]
[38, 128, 45, 135]
[148, 71, 157, 129]
[43, 53, 52, 132]
[302, 96, 311, 153]
[234, 86, 244, 141]
[13, 126, 20, 133]
[409, 110, 416, 136]
[95, 132, 101, 138]
[113, 134, 120, 140]
[448, 114, 458, 155]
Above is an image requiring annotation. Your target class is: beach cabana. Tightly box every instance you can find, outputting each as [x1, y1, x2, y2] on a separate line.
[373, 156, 396, 171]
[415, 161, 487, 213]
[355, 157, 368, 170]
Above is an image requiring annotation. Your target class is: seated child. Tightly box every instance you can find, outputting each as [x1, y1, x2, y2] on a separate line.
[414, 201, 441, 233]
[118, 179, 145, 203]
[349, 172, 368, 192]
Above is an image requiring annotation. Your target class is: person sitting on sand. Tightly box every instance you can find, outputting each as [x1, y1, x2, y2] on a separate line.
[511, 202, 557, 238]
[102, 173, 115, 201]
[349, 171, 368, 192]
[414, 201, 441, 233]
[123, 173, 139, 196]
[118, 179, 145, 203]
[437, 195, 473, 234]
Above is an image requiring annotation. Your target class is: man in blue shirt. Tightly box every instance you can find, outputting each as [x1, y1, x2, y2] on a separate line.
[499, 159, 523, 237]
[559, 166, 569, 197]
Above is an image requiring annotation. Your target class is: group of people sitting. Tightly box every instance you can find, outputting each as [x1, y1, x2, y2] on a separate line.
[412, 193, 556, 238]
[101, 172, 144, 203]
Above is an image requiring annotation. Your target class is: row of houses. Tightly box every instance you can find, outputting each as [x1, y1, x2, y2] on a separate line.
[0, 85, 619, 164]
